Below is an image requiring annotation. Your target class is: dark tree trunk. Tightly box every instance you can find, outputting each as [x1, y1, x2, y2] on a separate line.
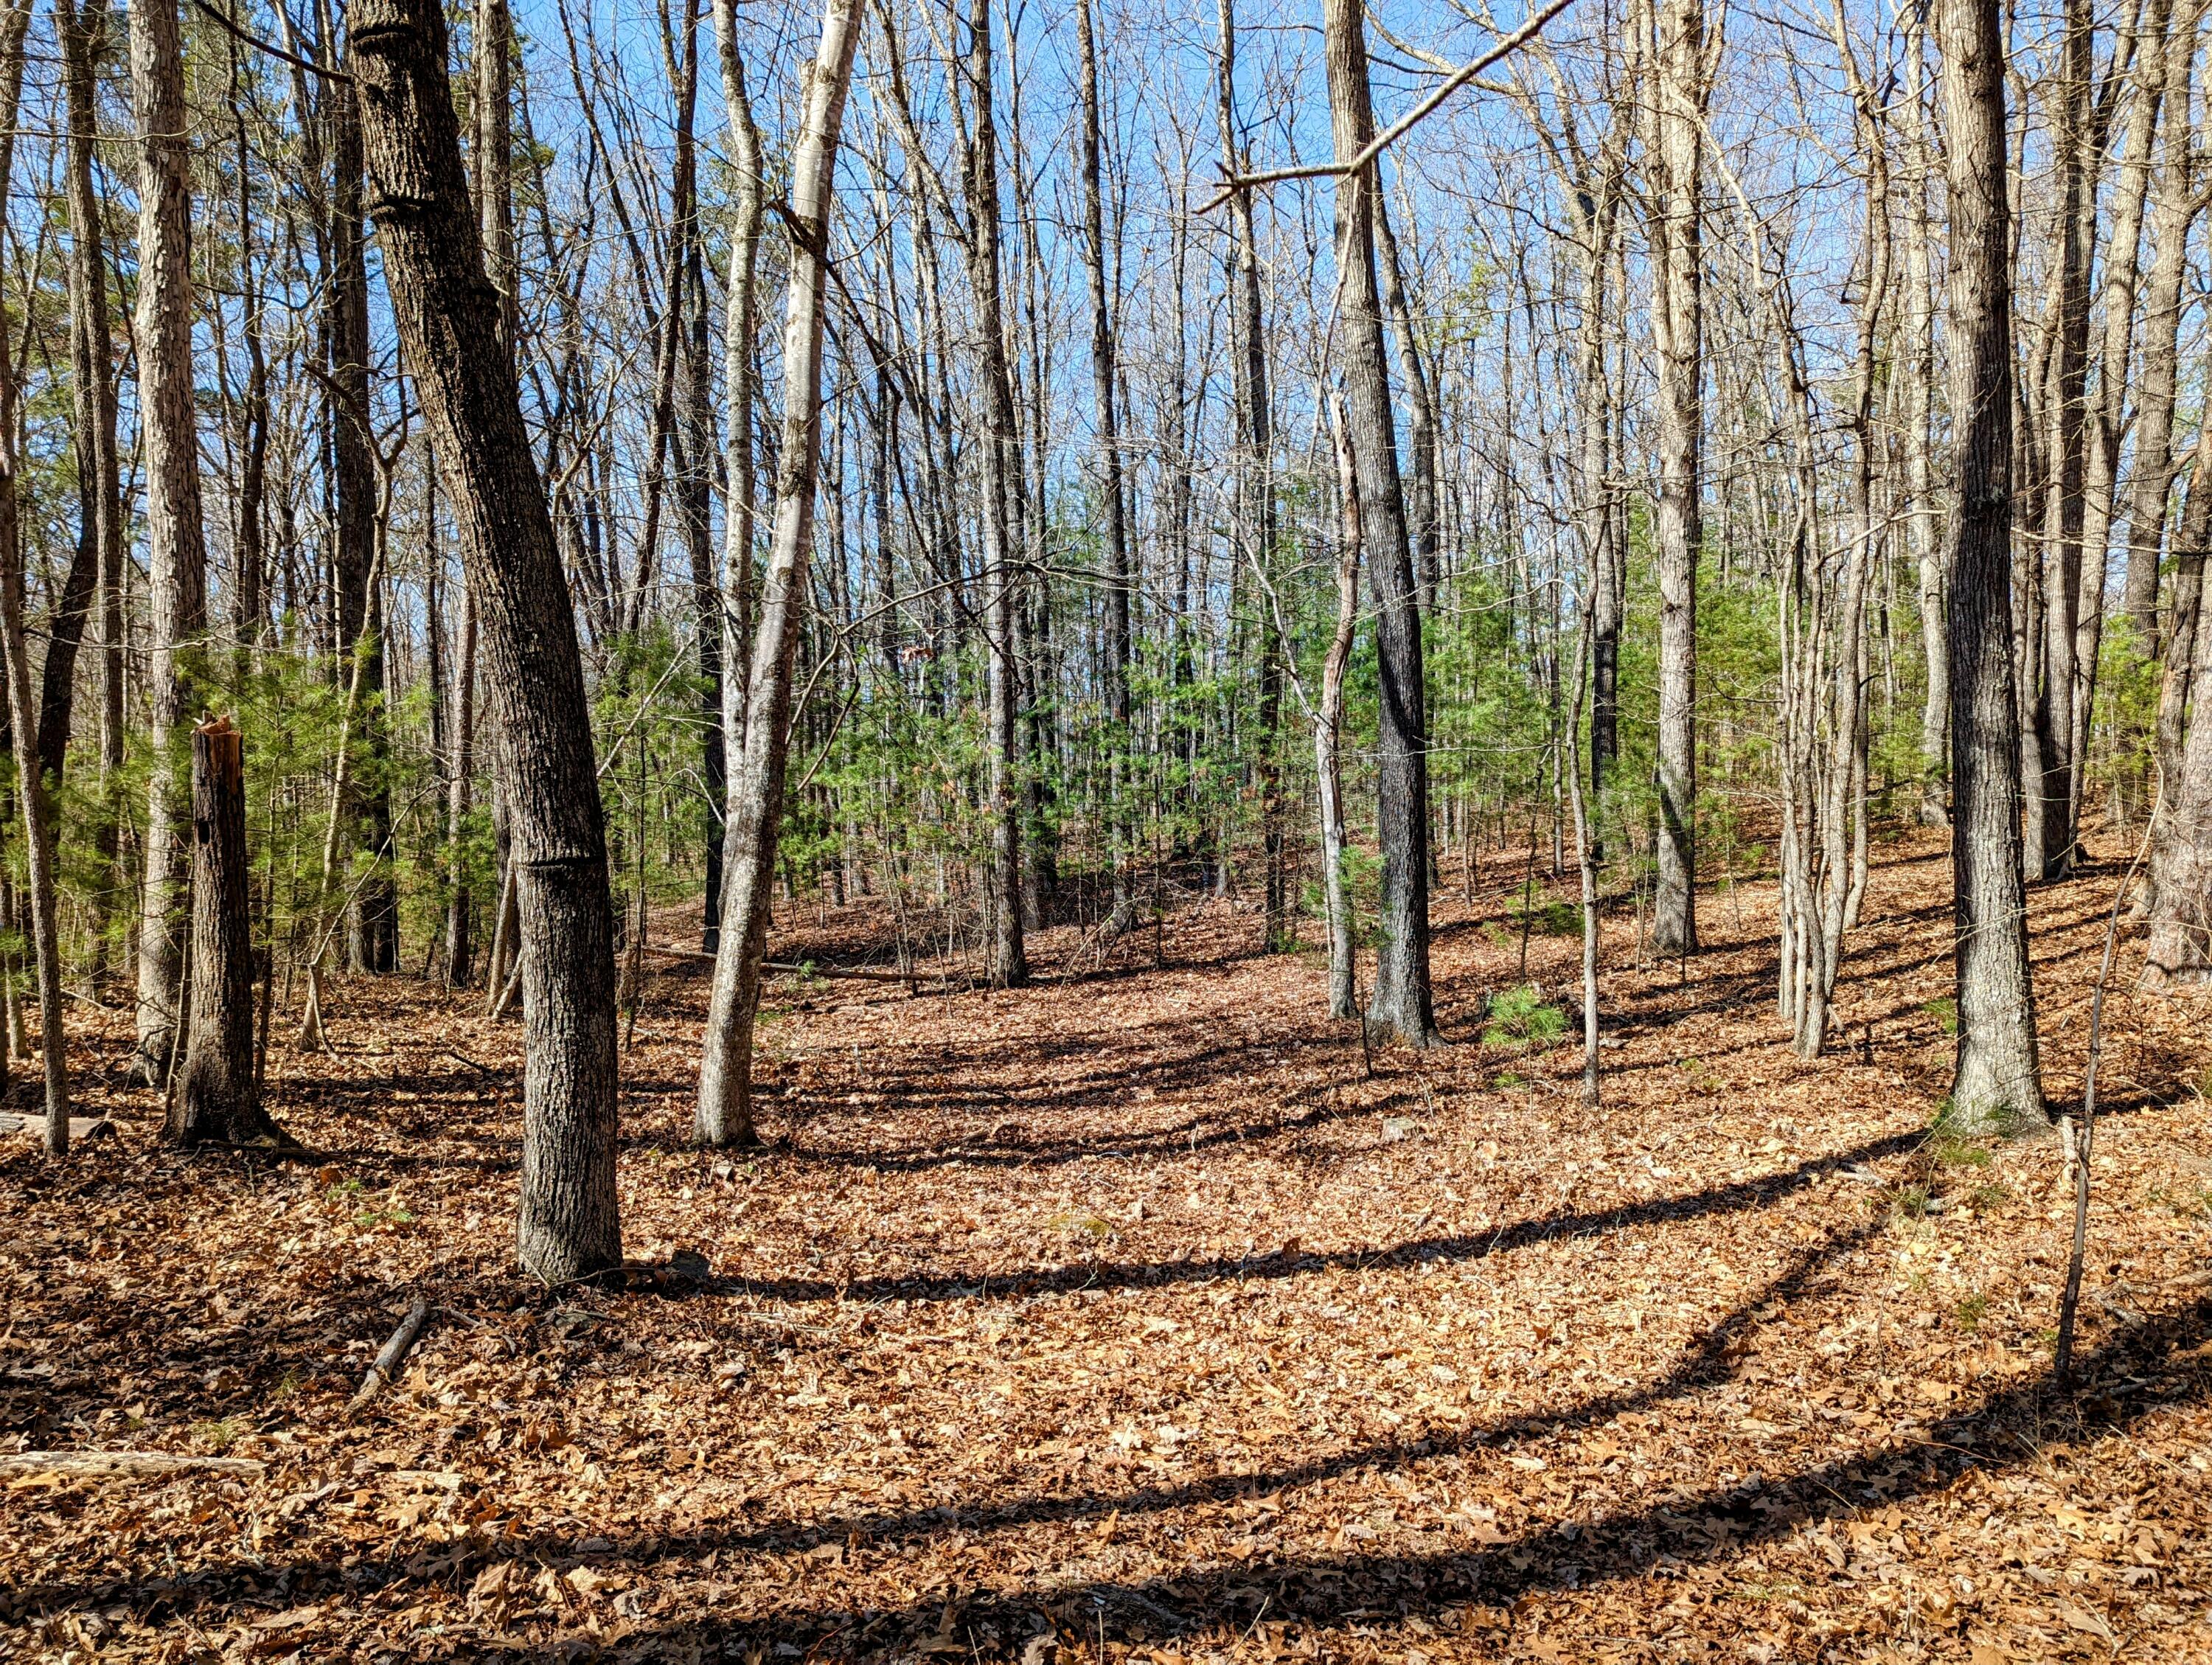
[1216, 0, 1286, 949]
[1080, 0, 1134, 932]
[1320, 0, 1433, 1046]
[959, 0, 1027, 987]
[330, 60, 396, 973]
[171, 719, 288, 1147]
[350, 0, 622, 1282]
[1937, 0, 2045, 1130]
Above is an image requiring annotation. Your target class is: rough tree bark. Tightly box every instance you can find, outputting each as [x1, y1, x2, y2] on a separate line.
[2119, 0, 2204, 650]
[41, 0, 116, 796]
[1321, 0, 1434, 1044]
[350, 0, 623, 1281]
[128, 0, 211, 1085]
[1082, 0, 1135, 933]
[959, 0, 1027, 986]
[1937, 0, 2045, 1130]
[2070, 0, 2174, 843]
[694, 0, 864, 1148]
[171, 718, 288, 1146]
[1215, 0, 1286, 948]
[330, 57, 397, 973]
[0, 0, 66, 1154]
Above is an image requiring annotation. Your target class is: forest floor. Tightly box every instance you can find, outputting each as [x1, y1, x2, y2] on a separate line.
[3, 823, 2212, 1664]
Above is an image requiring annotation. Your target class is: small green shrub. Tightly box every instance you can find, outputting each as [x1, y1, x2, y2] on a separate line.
[1484, 984, 1566, 1049]
[1921, 996, 1958, 1036]
[1512, 899, 1582, 937]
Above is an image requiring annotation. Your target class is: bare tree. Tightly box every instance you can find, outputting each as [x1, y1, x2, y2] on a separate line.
[695, 0, 866, 1147]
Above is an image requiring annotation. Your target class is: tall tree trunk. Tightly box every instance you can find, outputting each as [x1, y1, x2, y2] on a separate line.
[713, 8, 762, 756]
[2145, 406, 2212, 931]
[351, 0, 623, 1282]
[1937, 0, 2045, 1130]
[1576, 153, 1624, 844]
[695, 0, 863, 1147]
[444, 479, 477, 987]
[2030, 0, 2095, 879]
[2070, 0, 2174, 841]
[1320, 0, 1433, 1045]
[1216, 0, 1285, 948]
[1372, 191, 1438, 611]
[1082, 0, 1135, 932]
[1321, 394, 1362, 1018]
[1644, 0, 1708, 955]
[0, 0, 63, 1153]
[330, 58, 396, 973]
[128, 0, 212, 1084]
[960, 0, 1027, 987]
[2120, 0, 2204, 650]
[42, 0, 116, 796]
[1905, 9, 1948, 818]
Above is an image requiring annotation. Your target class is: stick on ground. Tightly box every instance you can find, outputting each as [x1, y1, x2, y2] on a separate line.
[349, 1297, 431, 1411]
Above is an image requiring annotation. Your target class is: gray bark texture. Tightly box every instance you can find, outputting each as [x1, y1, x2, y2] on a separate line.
[350, 0, 623, 1281]
[1321, 0, 1434, 1045]
[128, 0, 211, 1085]
[1937, 0, 2045, 1130]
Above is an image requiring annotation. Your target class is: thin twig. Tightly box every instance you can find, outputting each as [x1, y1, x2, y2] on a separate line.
[2056, 797, 2160, 1387]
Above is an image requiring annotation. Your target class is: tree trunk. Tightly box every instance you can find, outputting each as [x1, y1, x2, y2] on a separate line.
[2144, 528, 2212, 983]
[1083, 0, 1135, 933]
[330, 61, 397, 974]
[1216, 0, 1285, 950]
[1937, 0, 2045, 1130]
[1321, 394, 1362, 1019]
[1320, 0, 1433, 1045]
[445, 498, 477, 987]
[1372, 190, 1438, 611]
[2070, 0, 2173, 843]
[128, 0, 212, 1085]
[960, 0, 1027, 987]
[1905, 10, 1948, 816]
[41, 0, 116, 798]
[1644, 0, 1708, 955]
[694, 0, 863, 1148]
[171, 719, 288, 1146]
[2120, 1, 2203, 651]
[712, 2, 762, 756]
[351, 0, 622, 1282]
[0, 0, 61, 1152]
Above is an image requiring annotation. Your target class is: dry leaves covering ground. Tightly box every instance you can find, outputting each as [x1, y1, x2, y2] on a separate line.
[3, 826, 2211, 1664]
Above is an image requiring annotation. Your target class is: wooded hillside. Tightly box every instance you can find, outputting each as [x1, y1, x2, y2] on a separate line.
[0, 0, 2209, 1655]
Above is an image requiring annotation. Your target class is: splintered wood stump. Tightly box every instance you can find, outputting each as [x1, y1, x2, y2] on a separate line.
[170, 717, 290, 1148]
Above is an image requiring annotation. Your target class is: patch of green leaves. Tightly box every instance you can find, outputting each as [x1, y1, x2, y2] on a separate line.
[1483, 984, 1565, 1049]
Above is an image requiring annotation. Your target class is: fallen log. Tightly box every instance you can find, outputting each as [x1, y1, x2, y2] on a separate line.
[641, 945, 956, 990]
[0, 1113, 115, 1141]
[349, 1298, 431, 1411]
[0, 1450, 264, 1482]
